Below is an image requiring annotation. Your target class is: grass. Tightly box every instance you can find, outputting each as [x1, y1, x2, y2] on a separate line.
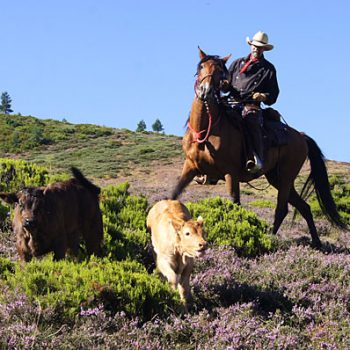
[0, 114, 183, 178]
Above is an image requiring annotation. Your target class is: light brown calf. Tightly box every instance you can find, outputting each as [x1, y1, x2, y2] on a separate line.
[146, 200, 207, 310]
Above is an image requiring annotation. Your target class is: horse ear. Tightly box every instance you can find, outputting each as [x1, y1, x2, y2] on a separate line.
[222, 54, 232, 63]
[198, 46, 206, 60]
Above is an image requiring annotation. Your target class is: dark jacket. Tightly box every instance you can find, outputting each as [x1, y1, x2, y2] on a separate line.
[228, 54, 279, 105]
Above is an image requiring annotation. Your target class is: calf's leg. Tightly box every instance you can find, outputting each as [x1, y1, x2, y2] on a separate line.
[156, 255, 179, 290]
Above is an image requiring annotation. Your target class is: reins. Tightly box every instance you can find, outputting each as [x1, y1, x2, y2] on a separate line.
[189, 76, 221, 143]
[245, 180, 271, 191]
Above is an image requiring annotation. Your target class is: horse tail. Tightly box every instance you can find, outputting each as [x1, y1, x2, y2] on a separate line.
[301, 134, 347, 229]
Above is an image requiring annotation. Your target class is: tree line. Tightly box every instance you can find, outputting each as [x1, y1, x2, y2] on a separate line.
[136, 118, 164, 133]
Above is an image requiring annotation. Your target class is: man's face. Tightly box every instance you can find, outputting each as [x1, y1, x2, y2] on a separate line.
[251, 45, 265, 59]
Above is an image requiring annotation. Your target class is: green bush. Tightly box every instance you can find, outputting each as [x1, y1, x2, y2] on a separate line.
[0, 257, 15, 278]
[0, 158, 49, 192]
[186, 197, 275, 257]
[249, 199, 275, 208]
[2, 256, 180, 321]
[101, 183, 150, 263]
[309, 175, 350, 224]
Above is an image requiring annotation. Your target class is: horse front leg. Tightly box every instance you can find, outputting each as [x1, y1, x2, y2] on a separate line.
[225, 174, 240, 205]
[171, 159, 198, 200]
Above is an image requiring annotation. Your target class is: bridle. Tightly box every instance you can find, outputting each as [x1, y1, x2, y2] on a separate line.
[189, 69, 223, 144]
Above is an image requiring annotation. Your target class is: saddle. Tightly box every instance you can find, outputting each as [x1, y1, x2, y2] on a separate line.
[262, 108, 289, 147]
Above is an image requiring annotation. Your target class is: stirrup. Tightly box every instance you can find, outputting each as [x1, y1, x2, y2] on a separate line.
[246, 154, 263, 174]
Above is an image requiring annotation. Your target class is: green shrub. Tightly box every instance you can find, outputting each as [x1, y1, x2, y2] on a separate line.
[0, 257, 15, 277]
[101, 183, 150, 263]
[309, 175, 350, 224]
[0, 158, 50, 192]
[2, 256, 180, 321]
[249, 199, 274, 208]
[186, 197, 275, 257]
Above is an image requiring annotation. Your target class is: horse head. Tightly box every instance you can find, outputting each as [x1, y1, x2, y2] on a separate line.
[195, 47, 231, 101]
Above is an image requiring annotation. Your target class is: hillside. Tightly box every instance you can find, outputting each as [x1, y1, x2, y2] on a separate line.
[1, 112, 349, 211]
[0, 113, 183, 179]
[1, 113, 350, 348]
[1, 112, 349, 240]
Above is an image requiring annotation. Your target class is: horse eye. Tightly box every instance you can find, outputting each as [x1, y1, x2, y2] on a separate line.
[185, 232, 190, 236]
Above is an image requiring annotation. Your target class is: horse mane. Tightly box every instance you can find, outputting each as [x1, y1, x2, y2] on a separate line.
[184, 104, 242, 131]
[196, 55, 229, 76]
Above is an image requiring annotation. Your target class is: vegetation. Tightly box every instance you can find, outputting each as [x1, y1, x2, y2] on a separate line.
[136, 119, 147, 132]
[0, 114, 182, 178]
[1, 257, 179, 322]
[187, 197, 275, 257]
[308, 175, 350, 224]
[0, 92, 13, 114]
[0, 114, 350, 348]
[101, 183, 150, 264]
[152, 118, 164, 133]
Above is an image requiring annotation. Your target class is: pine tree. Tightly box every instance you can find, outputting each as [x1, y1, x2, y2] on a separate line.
[0, 92, 13, 114]
[152, 119, 164, 133]
[136, 119, 147, 132]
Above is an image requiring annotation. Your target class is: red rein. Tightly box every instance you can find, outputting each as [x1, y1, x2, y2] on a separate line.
[188, 80, 220, 143]
[187, 109, 213, 144]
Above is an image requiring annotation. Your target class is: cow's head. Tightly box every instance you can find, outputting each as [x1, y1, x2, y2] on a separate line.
[0, 188, 51, 255]
[172, 216, 208, 258]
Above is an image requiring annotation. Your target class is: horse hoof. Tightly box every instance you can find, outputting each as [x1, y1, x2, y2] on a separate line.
[193, 175, 207, 185]
[311, 239, 322, 248]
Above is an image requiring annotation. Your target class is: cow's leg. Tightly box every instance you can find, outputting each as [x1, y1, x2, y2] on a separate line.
[225, 174, 240, 205]
[288, 186, 321, 247]
[171, 159, 198, 200]
[68, 231, 81, 257]
[178, 260, 194, 311]
[52, 237, 67, 261]
[156, 256, 179, 290]
[16, 237, 32, 262]
[84, 217, 103, 257]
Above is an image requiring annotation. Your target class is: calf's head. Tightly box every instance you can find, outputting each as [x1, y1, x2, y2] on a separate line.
[0, 188, 51, 255]
[172, 216, 208, 258]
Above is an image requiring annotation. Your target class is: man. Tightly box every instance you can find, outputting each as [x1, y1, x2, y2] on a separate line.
[223, 31, 279, 173]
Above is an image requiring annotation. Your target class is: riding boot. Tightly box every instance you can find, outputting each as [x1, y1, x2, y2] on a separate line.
[244, 114, 264, 173]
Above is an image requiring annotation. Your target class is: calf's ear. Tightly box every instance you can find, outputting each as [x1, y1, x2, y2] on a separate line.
[0, 192, 19, 204]
[197, 216, 204, 226]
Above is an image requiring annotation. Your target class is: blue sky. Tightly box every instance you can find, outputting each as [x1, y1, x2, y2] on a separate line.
[2, 0, 350, 162]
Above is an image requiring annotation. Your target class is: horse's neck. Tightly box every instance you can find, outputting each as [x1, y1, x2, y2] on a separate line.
[189, 98, 219, 131]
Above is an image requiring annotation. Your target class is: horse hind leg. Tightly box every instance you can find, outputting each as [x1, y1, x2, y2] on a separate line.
[171, 159, 198, 200]
[288, 187, 321, 247]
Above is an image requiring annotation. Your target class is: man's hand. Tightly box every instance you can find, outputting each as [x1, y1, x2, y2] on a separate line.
[252, 92, 267, 102]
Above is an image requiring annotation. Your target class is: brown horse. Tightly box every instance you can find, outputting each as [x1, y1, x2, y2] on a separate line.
[171, 48, 346, 246]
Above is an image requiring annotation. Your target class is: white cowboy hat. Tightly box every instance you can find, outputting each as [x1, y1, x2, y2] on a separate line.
[246, 31, 274, 51]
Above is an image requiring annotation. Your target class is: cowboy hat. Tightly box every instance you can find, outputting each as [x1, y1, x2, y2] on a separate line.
[246, 31, 274, 51]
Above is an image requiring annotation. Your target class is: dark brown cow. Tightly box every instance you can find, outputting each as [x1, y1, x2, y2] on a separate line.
[0, 167, 103, 261]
